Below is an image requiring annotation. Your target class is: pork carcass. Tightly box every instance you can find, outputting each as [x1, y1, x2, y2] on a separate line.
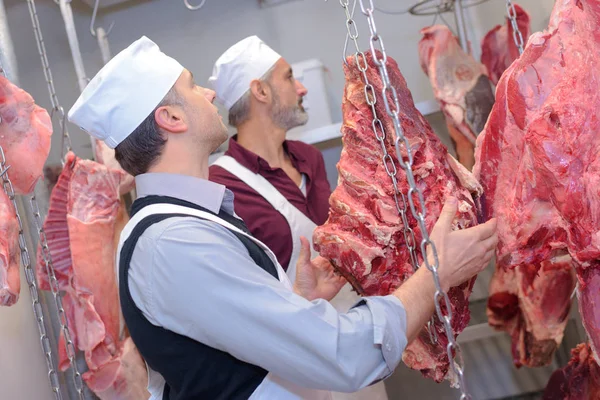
[419, 25, 495, 171]
[313, 51, 482, 383]
[0, 188, 19, 306]
[37, 152, 148, 399]
[481, 3, 531, 86]
[94, 139, 135, 196]
[542, 343, 600, 400]
[0, 75, 52, 195]
[474, 0, 600, 367]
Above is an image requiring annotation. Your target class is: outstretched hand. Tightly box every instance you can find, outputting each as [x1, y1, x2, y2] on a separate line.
[293, 237, 347, 302]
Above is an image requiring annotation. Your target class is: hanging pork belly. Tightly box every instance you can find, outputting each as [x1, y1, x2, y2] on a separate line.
[37, 151, 148, 399]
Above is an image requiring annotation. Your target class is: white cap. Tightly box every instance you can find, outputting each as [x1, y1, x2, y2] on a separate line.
[208, 35, 281, 110]
[68, 36, 184, 149]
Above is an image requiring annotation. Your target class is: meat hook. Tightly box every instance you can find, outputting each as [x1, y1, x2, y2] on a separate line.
[90, 0, 115, 37]
[184, 0, 207, 11]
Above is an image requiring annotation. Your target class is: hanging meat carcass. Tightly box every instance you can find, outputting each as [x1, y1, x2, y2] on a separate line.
[37, 152, 148, 399]
[313, 51, 482, 384]
[542, 343, 600, 400]
[474, 0, 600, 368]
[480, 3, 531, 86]
[0, 75, 52, 307]
[418, 25, 495, 171]
[0, 75, 52, 195]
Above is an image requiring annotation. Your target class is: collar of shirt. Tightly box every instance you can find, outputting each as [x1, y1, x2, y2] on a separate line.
[134, 172, 236, 215]
[225, 135, 308, 175]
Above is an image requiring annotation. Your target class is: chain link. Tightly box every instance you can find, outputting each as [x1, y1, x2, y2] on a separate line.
[26, 0, 73, 163]
[506, 0, 525, 55]
[0, 143, 62, 399]
[30, 196, 86, 397]
[356, 2, 470, 397]
[339, 0, 437, 345]
[22, 1, 86, 397]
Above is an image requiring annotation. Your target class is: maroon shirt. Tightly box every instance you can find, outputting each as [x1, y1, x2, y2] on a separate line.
[209, 136, 332, 270]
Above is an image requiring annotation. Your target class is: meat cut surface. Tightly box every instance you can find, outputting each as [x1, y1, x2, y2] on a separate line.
[542, 343, 600, 400]
[419, 25, 495, 170]
[474, 0, 600, 367]
[487, 256, 576, 367]
[0, 75, 52, 195]
[37, 151, 147, 398]
[313, 51, 481, 383]
[0, 188, 19, 306]
[481, 3, 531, 86]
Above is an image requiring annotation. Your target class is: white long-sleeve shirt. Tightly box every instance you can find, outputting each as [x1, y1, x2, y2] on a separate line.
[125, 173, 408, 399]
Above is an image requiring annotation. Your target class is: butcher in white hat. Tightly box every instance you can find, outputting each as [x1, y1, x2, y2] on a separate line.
[207, 35, 391, 399]
[68, 35, 498, 400]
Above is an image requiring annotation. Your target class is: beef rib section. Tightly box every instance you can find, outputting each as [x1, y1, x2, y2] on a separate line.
[313, 51, 482, 384]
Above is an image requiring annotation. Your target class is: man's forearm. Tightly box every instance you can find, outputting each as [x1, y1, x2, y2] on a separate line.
[393, 267, 436, 343]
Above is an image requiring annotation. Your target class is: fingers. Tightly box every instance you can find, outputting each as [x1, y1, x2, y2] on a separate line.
[479, 248, 495, 270]
[434, 196, 459, 233]
[481, 231, 499, 252]
[296, 236, 311, 267]
[473, 218, 498, 239]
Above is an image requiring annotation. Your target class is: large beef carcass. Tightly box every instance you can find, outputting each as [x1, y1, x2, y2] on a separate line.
[0, 189, 19, 306]
[480, 3, 531, 86]
[542, 343, 600, 400]
[0, 75, 52, 195]
[419, 25, 495, 171]
[474, 0, 600, 368]
[37, 152, 148, 399]
[313, 51, 482, 383]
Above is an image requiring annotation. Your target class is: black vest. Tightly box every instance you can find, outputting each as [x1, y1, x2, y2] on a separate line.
[119, 195, 279, 400]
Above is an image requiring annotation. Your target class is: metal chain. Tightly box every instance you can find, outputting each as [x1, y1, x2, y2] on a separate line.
[0, 144, 62, 400]
[339, 0, 438, 345]
[30, 196, 85, 398]
[26, 0, 73, 163]
[356, 1, 470, 398]
[506, 0, 524, 55]
[24, 0, 86, 398]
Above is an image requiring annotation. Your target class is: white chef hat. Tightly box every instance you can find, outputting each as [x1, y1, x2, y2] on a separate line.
[208, 35, 281, 110]
[68, 36, 184, 149]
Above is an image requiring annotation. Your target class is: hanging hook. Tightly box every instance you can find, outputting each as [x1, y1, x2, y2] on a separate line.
[90, 0, 115, 37]
[184, 0, 207, 11]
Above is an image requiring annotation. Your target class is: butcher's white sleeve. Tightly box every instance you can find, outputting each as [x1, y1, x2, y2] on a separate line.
[128, 217, 408, 392]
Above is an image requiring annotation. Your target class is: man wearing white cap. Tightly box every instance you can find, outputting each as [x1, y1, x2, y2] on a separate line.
[68, 35, 497, 400]
[207, 36, 388, 399]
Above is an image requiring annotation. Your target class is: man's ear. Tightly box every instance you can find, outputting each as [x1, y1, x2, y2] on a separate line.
[154, 105, 187, 134]
[249, 79, 271, 104]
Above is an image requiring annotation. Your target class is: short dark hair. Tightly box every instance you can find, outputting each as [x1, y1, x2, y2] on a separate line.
[114, 88, 183, 176]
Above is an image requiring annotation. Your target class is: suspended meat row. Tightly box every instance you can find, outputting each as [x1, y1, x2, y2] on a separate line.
[315, 0, 599, 397]
[0, 73, 145, 398]
[1, 0, 599, 399]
